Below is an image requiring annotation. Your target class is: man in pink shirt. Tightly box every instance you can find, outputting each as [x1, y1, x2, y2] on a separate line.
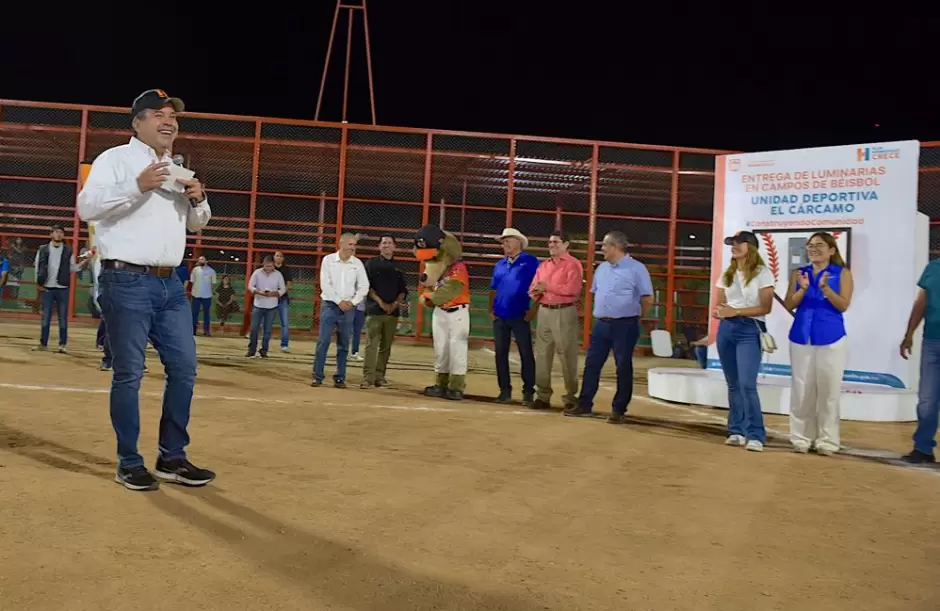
[528, 231, 584, 409]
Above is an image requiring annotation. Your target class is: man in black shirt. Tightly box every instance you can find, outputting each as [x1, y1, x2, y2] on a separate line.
[361, 235, 407, 388]
[274, 251, 293, 353]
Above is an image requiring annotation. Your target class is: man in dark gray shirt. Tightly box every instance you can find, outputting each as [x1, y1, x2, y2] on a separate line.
[361, 236, 407, 388]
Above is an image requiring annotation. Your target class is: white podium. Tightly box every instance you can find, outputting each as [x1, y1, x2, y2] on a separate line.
[647, 367, 917, 422]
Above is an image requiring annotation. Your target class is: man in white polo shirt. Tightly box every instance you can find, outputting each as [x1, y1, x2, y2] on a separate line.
[77, 89, 215, 492]
[312, 232, 368, 388]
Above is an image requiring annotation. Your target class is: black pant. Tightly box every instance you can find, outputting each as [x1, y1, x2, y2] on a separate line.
[493, 316, 535, 395]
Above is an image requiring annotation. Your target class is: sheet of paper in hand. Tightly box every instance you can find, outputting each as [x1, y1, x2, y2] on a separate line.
[161, 163, 196, 194]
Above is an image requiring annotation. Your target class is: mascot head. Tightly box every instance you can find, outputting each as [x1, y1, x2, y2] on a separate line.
[414, 224, 463, 287]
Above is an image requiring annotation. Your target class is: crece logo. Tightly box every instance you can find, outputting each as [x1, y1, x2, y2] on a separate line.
[857, 146, 900, 162]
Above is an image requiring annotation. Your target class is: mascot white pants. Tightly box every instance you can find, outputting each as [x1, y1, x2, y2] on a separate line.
[432, 304, 470, 380]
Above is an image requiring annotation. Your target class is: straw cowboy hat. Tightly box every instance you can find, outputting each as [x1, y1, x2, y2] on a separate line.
[496, 228, 528, 250]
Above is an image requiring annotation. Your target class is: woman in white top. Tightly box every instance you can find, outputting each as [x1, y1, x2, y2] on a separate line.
[713, 231, 775, 452]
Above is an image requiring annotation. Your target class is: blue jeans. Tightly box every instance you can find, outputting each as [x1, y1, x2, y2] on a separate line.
[248, 306, 277, 354]
[716, 317, 766, 443]
[314, 301, 355, 382]
[493, 316, 536, 395]
[578, 317, 641, 415]
[39, 287, 69, 347]
[351, 308, 366, 353]
[277, 298, 290, 348]
[98, 319, 112, 365]
[191, 297, 212, 335]
[99, 270, 196, 469]
[913, 337, 940, 455]
[97, 318, 107, 348]
[694, 345, 708, 369]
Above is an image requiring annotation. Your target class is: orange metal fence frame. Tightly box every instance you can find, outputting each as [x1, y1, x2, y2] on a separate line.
[2, 99, 938, 351]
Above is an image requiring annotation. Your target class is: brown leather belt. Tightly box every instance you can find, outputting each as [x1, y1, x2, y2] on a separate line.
[102, 259, 175, 278]
[540, 302, 575, 310]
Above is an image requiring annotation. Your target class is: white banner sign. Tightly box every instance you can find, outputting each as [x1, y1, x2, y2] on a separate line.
[708, 140, 921, 389]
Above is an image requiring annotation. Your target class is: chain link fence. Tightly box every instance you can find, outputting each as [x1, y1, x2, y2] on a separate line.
[1, 98, 795, 353]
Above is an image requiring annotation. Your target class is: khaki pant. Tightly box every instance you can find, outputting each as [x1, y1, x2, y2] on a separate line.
[789, 336, 848, 452]
[534, 304, 580, 406]
[362, 315, 398, 383]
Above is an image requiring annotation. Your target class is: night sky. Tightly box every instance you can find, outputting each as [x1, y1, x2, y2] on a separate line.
[2, 3, 938, 153]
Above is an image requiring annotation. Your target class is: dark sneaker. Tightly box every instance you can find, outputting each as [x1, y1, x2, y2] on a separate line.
[31, 344, 48, 352]
[521, 392, 534, 407]
[245, 351, 256, 358]
[311, 378, 323, 387]
[100, 361, 113, 371]
[115, 465, 160, 491]
[360, 380, 373, 389]
[423, 385, 445, 398]
[259, 351, 268, 359]
[334, 379, 347, 389]
[444, 389, 464, 401]
[530, 399, 550, 410]
[563, 405, 592, 417]
[496, 391, 512, 403]
[607, 413, 626, 424]
[154, 458, 216, 487]
[375, 378, 387, 387]
[901, 449, 936, 464]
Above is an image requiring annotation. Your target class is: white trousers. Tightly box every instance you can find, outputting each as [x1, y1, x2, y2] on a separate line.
[789, 336, 848, 451]
[432, 306, 470, 375]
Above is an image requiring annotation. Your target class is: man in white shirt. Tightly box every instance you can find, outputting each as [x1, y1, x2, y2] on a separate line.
[77, 89, 215, 492]
[313, 232, 368, 387]
[189, 255, 216, 336]
[246, 255, 285, 359]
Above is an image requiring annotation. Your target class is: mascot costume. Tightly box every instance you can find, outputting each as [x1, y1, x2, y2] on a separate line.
[414, 224, 471, 400]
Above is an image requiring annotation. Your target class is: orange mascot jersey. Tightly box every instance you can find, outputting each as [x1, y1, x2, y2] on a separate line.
[439, 261, 470, 308]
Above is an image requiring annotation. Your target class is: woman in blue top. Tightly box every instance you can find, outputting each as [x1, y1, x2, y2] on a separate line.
[783, 232, 854, 455]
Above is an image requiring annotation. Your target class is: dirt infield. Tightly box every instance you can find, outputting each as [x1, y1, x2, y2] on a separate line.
[1, 320, 938, 611]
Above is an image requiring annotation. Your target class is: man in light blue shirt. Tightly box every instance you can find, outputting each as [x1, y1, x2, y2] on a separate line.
[565, 231, 653, 422]
[190, 255, 216, 336]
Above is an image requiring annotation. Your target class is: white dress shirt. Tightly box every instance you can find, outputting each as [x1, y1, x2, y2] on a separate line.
[248, 268, 285, 309]
[77, 137, 211, 267]
[319, 252, 369, 306]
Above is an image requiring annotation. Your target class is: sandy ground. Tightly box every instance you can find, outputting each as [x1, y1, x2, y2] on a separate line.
[1, 320, 938, 611]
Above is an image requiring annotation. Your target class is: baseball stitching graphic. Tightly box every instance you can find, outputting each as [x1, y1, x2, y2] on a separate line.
[760, 233, 780, 283]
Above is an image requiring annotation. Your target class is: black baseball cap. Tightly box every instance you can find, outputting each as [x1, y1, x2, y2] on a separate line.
[131, 89, 185, 116]
[414, 224, 446, 260]
[724, 230, 759, 247]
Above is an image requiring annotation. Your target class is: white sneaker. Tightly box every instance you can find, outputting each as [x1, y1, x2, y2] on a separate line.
[815, 445, 837, 456]
[746, 440, 764, 452]
[792, 444, 810, 454]
[725, 435, 746, 447]
[281, 346, 290, 353]
[351, 353, 363, 361]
